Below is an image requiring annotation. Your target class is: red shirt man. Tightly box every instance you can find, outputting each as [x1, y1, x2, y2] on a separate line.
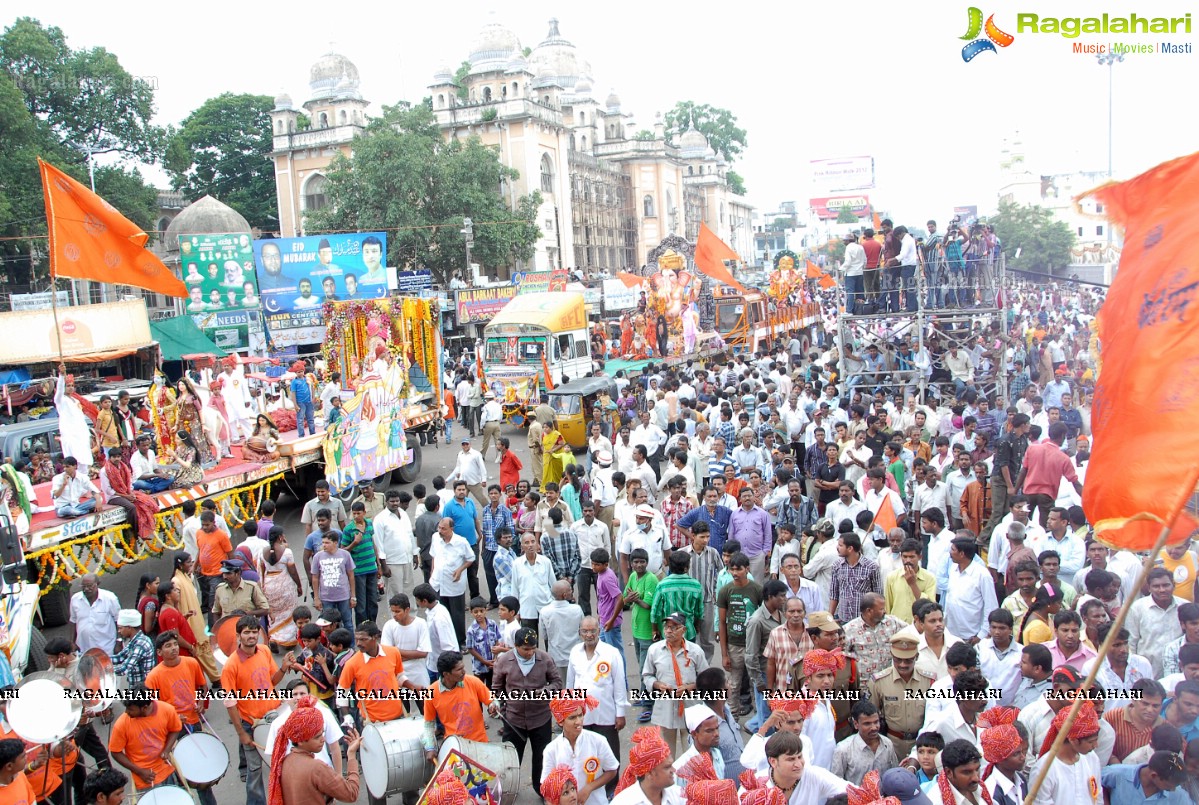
[1016, 423, 1080, 498]
[861, 236, 883, 270]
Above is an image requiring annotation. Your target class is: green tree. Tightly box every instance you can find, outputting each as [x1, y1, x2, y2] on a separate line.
[1, 17, 164, 162]
[453, 61, 471, 101]
[305, 104, 542, 285]
[165, 93, 287, 229]
[835, 205, 858, 224]
[93, 165, 157, 236]
[726, 170, 746, 196]
[633, 129, 655, 141]
[664, 101, 748, 163]
[990, 200, 1075, 273]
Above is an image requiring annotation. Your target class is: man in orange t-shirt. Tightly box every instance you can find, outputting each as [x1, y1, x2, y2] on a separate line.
[422, 650, 498, 763]
[145, 631, 210, 729]
[221, 615, 289, 805]
[337, 621, 415, 724]
[0, 738, 37, 805]
[108, 689, 183, 790]
[196, 511, 233, 626]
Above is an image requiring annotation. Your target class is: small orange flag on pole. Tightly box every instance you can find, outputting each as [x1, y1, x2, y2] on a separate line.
[818, 273, 837, 290]
[39, 158, 188, 298]
[871, 494, 898, 533]
[805, 260, 822, 279]
[694, 222, 745, 293]
[871, 210, 883, 231]
[617, 271, 645, 289]
[1080, 150, 1199, 550]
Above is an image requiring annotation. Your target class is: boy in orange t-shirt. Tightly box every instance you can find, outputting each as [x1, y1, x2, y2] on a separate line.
[145, 631, 210, 728]
[422, 650, 497, 762]
[0, 738, 36, 805]
[337, 621, 411, 723]
[108, 690, 183, 790]
[196, 512, 233, 624]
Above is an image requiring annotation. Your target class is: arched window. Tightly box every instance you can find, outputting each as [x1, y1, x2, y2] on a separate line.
[483, 87, 492, 102]
[304, 174, 329, 212]
[544, 95, 550, 105]
[512, 82, 519, 96]
[580, 135, 586, 150]
[501, 84, 507, 98]
[437, 94, 444, 108]
[579, 111, 585, 124]
[570, 134, 576, 151]
[318, 112, 329, 128]
[288, 119, 295, 133]
[688, 166, 694, 175]
[275, 120, 282, 134]
[338, 109, 347, 125]
[643, 195, 655, 218]
[540, 153, 555, 193]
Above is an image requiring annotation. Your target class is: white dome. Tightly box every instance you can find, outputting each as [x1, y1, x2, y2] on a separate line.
[529, 18, 591, 90]
[432, 64, 454, 84]
[679, 128, 709, 151]
[309, 52, 361, 101]
[574, 78, 592, 95]
[505, 53, 530, 74]
[274, 92, 293, 111]
[468, 15, 522, 74]
[605, 90, 621, 110]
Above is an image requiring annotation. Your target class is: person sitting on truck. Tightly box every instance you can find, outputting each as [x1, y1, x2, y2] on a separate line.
[130, 435, 175, 493]
[52, 456, 104, 518]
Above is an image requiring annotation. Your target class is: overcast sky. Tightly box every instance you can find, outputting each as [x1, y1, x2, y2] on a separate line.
[13, 0, 1197, 225]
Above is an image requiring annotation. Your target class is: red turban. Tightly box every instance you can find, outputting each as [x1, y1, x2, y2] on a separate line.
[290, 360, 306, 374]
[677, 751, 717, 784]
[541, 765, 577, 805]
[615, 727, 671, 794]
[802, 648, 845, 678]
[424, 771, 470, 805]
[267, 697, 327, 805]
[767, 694, 817, 719]
[978, 706, 1023, 779]
[1039, 701, 1100, 756]
[847, 770, 882, 805]
[688, 780, 737, 805]
[739, 769, 787, 805]
[222, 355, 238, 370]
[549, 691, 598, 724]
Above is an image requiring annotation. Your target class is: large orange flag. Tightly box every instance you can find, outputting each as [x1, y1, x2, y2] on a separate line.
[1080, 150, 1199, 550]
[805, 260, 822, 279]
[693, 222, 745, 293]
[39, 158, 188, 298]
[871, 494, 898, 533]
[617, 271, 645, 289]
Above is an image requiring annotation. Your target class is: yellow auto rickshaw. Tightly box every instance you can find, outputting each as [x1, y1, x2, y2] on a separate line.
[545, 376, 618, 449]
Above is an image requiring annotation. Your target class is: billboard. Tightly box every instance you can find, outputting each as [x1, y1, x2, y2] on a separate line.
[191, 309, 262, 351]
[179, 233, 260, 314]
[0, 300, 151, 364]
[253, 232, 389, 316]
[810, 195, 872, 220]
[953, 205, 980, 224]
[10, 291, 70, 311]
[395, 269, 433, 294]
[602, 279, 638, 312]
[514, 269, 569, 295]
[455, 286, 518, 323]
[810, 157, 875, 191]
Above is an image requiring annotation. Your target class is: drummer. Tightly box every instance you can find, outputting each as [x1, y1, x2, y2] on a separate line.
[264, 679, 344, 774]
[108, 685, 184, 793]
[145, 631, 211, 737]
[221, 614, 291, 805]
[421, 650, 499, 763]
[42, 638, 112, 773]
[335, 621, 417, 728]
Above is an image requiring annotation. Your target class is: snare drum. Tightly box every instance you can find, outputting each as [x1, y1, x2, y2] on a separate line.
[360, 718, 429, 798]
[254, 710, 280, 767]
[172, 732, 229, 790]
[136, 785, 194, 805]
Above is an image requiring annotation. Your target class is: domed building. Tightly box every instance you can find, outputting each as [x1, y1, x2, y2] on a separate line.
[269, 50, 370, 238]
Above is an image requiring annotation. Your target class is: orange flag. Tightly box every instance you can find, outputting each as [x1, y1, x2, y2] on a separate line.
[805, 260, 822, 278]
[871, 494, 898, 533]
[1080, 150, 1199, 550]
[694, 222, 745, 293]
[39, 159, 188, 298]
[541, 353, 555, 391]
[818, 274, 837, 290]
[871, 210, 882, 231]
[617, 271, 645, 289]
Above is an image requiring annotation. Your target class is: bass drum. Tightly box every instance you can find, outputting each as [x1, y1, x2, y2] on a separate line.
[254, 710, 281, 768]
[438, 736, 521, 805]
[136, 787, 194, 805]
[173, 731, 229, 790]
[361, 718, 429, 799]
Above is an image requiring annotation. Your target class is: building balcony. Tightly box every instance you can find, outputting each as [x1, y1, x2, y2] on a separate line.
[434, 99, 565, 130]
[272, 125, 364, 154]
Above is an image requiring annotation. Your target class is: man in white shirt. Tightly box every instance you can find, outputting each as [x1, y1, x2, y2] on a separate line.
[52, 457, 103, 518]
[381, 593, 431, 688]
[840, 431, 872, 487]
[573, 503, 613, 618]
[478, 391, 504, 460]
[427, 517, 475, 646]
[446, 438, 489, 506]
[454, 375, 474, 438]
[944, 538, 999, 644]
[911, 466, 950, 526]
[942, 452, 975, 529]
[414, 583, 460, 678]
[375, 490, 418, 601]
[862, 469, 907, 527]
[511, 532, 556, 631]
[130, 435, 174, 493]
[987, 497, 1046, 584]
[566, 616, 630, 772]
[631, 411, 668, 476]
[627, 446, 660, 505]
[619, 505, 672, 578]
[977, 610, 1023, 708]
[69, 574, 120, 655]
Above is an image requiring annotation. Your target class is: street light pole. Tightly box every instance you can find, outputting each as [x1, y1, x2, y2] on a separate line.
[1096, 51, 1124, 178]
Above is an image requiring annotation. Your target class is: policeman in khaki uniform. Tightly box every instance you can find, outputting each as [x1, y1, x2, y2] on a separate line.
[867, 626, 933, 758]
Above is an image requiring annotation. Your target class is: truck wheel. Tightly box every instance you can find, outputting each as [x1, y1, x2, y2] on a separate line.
[373, 470, 394, 494]
[36, 584, 70, 629]
[397, 435, 422, 485]
[25, 628, 49, 673]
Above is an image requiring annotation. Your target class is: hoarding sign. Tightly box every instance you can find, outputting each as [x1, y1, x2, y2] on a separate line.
[191, 309, 260, 351]
[179, 232, 260, 313]
[810, 156, 875, 191]
[602, 279, 638, 312]
[455, 286, 518, 323]
[0, 300, 152, 364]
[810, 195, 872, 220]
[10, 291, 70, 311]
[253, 232, 389, 315]
[514, 269, 569, 295]
[953, 205, 979, 224]
[395, 269, 433, 294]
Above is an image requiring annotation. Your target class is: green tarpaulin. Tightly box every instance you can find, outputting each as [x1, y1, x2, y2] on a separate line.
[150, 315, 228, 361]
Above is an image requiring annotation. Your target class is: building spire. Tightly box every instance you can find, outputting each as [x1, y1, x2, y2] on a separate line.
[547, 17, 560, 37]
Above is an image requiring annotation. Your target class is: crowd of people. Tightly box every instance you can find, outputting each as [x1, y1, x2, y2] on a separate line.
[7, 276, 1199, 805]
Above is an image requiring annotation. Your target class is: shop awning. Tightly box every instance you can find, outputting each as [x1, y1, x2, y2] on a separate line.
[150, 316, 227, 362]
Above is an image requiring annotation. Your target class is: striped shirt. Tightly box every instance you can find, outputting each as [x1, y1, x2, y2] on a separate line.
[660, 496, 695, 549]
[465, 619, 502, 674]
[829, 558, 883, 623]
[1103, 706, 1159, 763]
[494, 547, 516, 598]
[540, 528, 581, 580]
[763, 624, 813, 689]
[714, 420, 737, 449]
[481, 503, 514, 552]
[650, 573, 706, 639]
[681, 545, 723, 602]
[708, 453, 737, 481]
[340, 521, 378, 576]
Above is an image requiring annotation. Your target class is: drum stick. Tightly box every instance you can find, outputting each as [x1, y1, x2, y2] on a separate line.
[168, 752, 193, 794]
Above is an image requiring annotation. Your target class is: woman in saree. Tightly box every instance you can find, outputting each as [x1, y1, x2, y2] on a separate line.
[102, 447, 160, 538]
[242, 414, 281, 463]
[258, 526, 302, 651]
[148, 372, 177, 459]
[156, 579, 201, 658]
[167, 431, 206, 489]
[619, 313, 633, 357]
[135, 573, 160, 636]
[172, 377, 217, 468]
[171, 552, 220, 681]
[541, 418, 573, 488]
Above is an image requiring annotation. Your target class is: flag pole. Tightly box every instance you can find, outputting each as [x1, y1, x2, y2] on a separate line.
[1020, 495, 1194, 805]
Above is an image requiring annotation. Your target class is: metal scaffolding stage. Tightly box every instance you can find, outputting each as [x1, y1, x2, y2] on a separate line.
[835, 255, 1009, 404]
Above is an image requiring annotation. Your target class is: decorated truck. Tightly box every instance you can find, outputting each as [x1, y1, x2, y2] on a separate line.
[0, 296, 441, 680]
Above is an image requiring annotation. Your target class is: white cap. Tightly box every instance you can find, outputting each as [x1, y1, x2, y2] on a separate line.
[117, 609, 141, 627]
[685, 704, 718, 732]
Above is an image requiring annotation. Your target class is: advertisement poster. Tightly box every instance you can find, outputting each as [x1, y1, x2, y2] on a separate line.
[395, 269, 434, 294]
[179, 233, 260, 313]
[601, 279, 638, 312]
[322, 363, 410, 492]
[514, 269, 568, 295]
[191, 309, 261, 351]
[810, 156, 875, 191]
[809, 195, 872, 220]
[253, 232, 389, 315]
[455, 286, 518, 324]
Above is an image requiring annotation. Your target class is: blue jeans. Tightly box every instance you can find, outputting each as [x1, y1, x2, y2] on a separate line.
[296, 398, 315, 436]
[354, 573, 378, 623]
[900, 265, 916, 311]
[240, 720, 266, 805]
[746, 677, 770, 732]
[134, 476, 173, 493]
[845, 274, 864, 313]
[633, 637, 654, 708]
[600, 625, 622, 652]
[444, 416, 453, 442]
[323, 598, 354, 629]
[56, 498, 96, 518]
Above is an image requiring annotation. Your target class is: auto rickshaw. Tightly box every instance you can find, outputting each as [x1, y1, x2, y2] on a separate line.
[545, 376, 618, 449]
